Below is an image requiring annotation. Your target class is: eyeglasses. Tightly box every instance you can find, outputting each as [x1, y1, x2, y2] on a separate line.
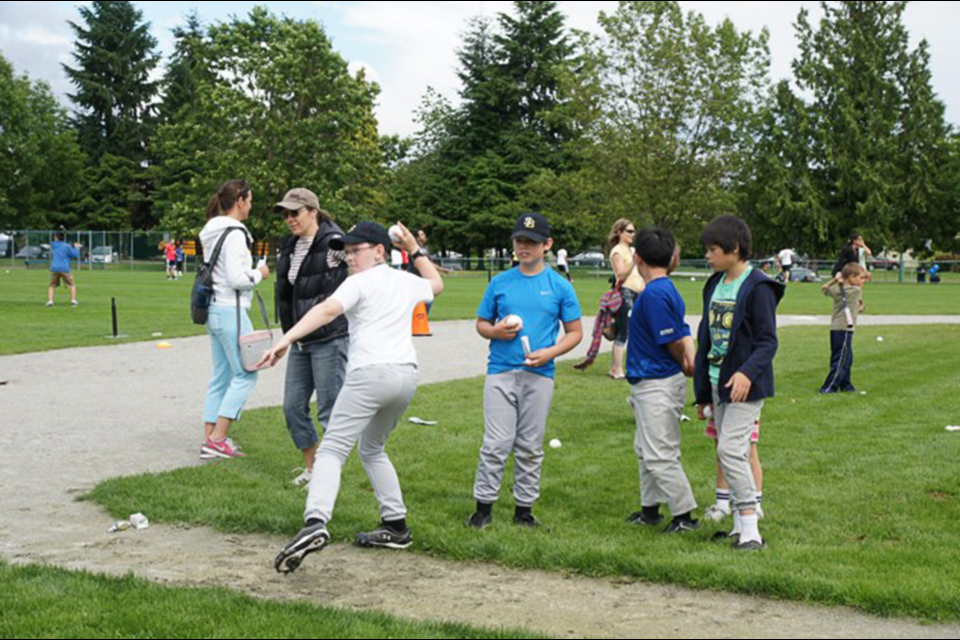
[343, 244, 376, 258]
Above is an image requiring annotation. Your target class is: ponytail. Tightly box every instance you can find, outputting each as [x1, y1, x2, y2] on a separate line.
[206, 180, 251, 220]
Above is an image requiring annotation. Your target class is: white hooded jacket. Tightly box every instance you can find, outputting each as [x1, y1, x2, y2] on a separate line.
[199, 215, 263, 309]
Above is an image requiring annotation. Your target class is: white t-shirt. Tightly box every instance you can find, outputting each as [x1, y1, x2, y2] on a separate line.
[331, 264, 435, 373]
[778, 249, 794, 267]
[557, 249, 568, 267]
[391, 249, 403, 267]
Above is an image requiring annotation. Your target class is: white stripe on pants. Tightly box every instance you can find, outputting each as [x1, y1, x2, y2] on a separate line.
[304, 364, 418, 525]
[712, 386, 762, 512]
[630, 373, 697, 516]
[473, 370, 555, 508]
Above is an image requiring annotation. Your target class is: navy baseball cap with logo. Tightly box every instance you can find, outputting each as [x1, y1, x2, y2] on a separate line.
[511, 213, 551, 243]
[329, 221, 393, 252]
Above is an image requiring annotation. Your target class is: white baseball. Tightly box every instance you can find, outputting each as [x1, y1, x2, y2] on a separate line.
[703, 405, 714, 419]
[504, 314, 523, 330]
[690, 277, 696, 282]
[877, 336, 884, 343]
[549, 439, 562, 449]
[388, 225, 403, 244]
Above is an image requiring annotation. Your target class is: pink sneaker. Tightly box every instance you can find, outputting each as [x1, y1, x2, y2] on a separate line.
[201, 438, 247, 459]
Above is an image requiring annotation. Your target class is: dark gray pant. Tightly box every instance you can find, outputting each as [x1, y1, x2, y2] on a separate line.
[473, 370, 555, 508]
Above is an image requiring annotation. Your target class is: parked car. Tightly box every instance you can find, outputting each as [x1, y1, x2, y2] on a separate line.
[569, 251, 606, 268]
[90, 246, 120, 264]
[870, 258, 899, 271]
[15, 245, 49, 260]
[775, 267, 822, 283]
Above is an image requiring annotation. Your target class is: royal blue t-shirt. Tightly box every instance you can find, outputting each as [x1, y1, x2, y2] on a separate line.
[50, 241, 79, 273]
[477, 267, 581, 379]
[626, 277, 691, 382]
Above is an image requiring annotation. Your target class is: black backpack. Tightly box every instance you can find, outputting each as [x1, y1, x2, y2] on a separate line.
[190, 227, 245, 325]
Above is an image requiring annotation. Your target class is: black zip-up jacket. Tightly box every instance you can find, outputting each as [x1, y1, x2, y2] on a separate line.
[275, 221, 349, 346]
[694, 268, 786, 405]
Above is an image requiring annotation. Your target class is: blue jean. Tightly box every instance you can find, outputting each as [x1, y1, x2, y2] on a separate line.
[283, 336, 349, 451]
[203, 304, 258, 423]
[615, 288, 638, 347]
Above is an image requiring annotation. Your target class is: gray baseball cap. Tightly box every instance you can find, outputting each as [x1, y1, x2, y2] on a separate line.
[274, 188, 321, 213]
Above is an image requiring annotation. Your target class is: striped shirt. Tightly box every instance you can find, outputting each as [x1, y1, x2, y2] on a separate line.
[288, 237, 314, 285]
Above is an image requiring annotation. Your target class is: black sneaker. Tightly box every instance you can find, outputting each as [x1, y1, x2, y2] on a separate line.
[356, 525, 413, 550]
[274, 521, 330, 574]
[663, 518, 700, 534]
[734, 537, 766, 552]
[627, 511, 664, 526]
[513, 512, 541, 528]
[465, 511, 493, 530]
[711, 530, 740, 544]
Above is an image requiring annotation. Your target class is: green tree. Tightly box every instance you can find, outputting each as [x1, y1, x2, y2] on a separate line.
[151, 7, 386, 239]
[0, 54, 85, 229]
[560, 1, 771, 251]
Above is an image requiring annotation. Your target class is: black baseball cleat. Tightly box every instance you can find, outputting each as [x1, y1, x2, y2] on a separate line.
[712, 530, 740, 544]
[734, 537, 766, 552]
[513, 512, 541, 528]
[662, 518, 700, 534]
[355, 525, 413, 550]
[274, 521, 330, 574]
[465, 511, 493, 530]
[627, 511, 664, 526]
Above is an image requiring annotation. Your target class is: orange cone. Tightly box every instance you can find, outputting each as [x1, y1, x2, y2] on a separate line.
[412, 302, 432, 337]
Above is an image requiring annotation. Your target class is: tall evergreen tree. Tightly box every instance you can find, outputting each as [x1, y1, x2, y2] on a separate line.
[63, 0, 160, 162]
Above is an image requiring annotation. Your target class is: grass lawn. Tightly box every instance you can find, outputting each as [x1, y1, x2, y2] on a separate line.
[87, 326, 960, 622]
[0, 561, 545, 639]
[1, 268, 957, 356]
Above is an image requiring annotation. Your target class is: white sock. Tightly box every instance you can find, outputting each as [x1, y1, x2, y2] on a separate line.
[731, 510, 741, 535]
[739, 513, 761, 544]
[716, 488, 731, 512]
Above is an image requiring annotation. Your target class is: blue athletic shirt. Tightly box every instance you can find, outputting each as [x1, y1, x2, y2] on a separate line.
[477, 267, 581, 379]
[626, 277, 691, 382]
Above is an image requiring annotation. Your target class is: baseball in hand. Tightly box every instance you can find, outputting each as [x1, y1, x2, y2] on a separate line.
[388, 225, 404, 244]
[504, 314, 523, 331]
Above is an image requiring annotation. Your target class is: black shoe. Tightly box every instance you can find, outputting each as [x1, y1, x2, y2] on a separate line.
[356, 525, 412, 550]
[662, 518, 700, 534]
[734, 537, 766, 552]
[274, 521, 330, 574]
[627, 511, 664, 526]
[465, 511, 493, 530]
[711, 530, 739, 544]
[513, 512, 541, 528]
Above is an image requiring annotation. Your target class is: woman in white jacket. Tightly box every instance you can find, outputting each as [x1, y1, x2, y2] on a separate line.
[198, 180, 270, 459]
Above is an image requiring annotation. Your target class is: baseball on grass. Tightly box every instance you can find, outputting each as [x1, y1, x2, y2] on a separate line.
[504, 314, 523, 330]
[388, 224, 404, 244]
[877, 336, 885, 343]
[549, 438, 562, 449]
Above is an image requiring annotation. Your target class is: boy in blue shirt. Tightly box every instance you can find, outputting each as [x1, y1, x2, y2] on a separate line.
[467, 213, 583, 529]
[47, 232, 81, 307]
[694, 215, 784, 551]
[625, 228, 698, 534]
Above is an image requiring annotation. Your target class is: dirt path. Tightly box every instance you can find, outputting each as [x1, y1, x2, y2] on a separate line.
[2, 316, 959, 639]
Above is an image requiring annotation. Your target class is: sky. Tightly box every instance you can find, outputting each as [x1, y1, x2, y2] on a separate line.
[1, 1, 958, 137]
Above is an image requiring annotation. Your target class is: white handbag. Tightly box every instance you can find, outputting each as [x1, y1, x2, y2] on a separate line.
[237, 290, 274, 372]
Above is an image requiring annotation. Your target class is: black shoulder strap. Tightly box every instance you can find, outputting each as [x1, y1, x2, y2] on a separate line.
[207, 227, 244, 270]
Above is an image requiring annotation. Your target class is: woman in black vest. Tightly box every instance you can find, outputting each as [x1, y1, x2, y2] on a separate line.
[274, 189, 350, 487]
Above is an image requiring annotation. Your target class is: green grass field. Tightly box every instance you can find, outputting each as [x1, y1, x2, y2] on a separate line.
[0, 561, 545, 639]
[0, 268, 956, 356]
[86, 326, 960, 622]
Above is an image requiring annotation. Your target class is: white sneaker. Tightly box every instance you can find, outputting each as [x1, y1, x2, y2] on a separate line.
[703, 504, 732, 522]
[46, 301, 54, 307]
[291, 468, 312, 488]
[71, 300, 79, 307]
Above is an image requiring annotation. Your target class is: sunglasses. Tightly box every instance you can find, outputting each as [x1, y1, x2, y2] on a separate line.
[282, 208, 304, 220]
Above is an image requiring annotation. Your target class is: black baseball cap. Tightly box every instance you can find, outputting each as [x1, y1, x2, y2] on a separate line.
[511, 213, 551, 243]
[329, 221, 392, 252]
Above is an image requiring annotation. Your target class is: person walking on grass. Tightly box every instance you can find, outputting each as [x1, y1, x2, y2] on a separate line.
[273, 188, 350, 488]
[198, 179, 270, 460]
